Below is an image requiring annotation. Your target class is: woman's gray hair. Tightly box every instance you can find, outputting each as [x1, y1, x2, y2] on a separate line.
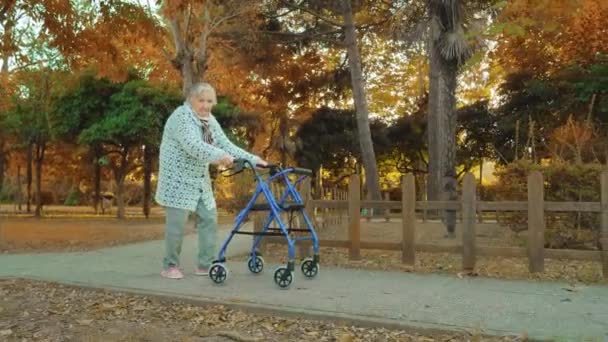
[187, 82, 217, 104]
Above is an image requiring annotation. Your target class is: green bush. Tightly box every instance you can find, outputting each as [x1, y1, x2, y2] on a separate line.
[0, 180, 19, 204]
[486, 160, 604, 249]
[215, 172, 256, 214]
[64, 187, 81, 206]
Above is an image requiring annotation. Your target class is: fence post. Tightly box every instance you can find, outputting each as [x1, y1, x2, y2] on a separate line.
[402, 174, 416, 264]
[384, 192, 391, 222]
[330, 187, 336, 226]
[462, 173, 477, 271]
[349, 174, 361, 260]
[338, 189, 344, 225]
[321, 187, 328, 229]
[528, 171, 545, 273]
[298, 178, 313, 258]
[601, 169, 608, 279]
[422, 177, 427, 222]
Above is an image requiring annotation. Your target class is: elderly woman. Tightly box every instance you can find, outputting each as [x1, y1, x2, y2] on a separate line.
[155, 82, 266, 279]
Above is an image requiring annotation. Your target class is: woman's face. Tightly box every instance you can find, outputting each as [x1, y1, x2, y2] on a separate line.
[190, 90, 215, 116]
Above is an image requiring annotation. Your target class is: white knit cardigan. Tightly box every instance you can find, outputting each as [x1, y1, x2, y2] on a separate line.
[155, 103, 259, 211]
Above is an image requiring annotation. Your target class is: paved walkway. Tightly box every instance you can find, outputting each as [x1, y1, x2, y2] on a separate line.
[1, 223, 607, 341]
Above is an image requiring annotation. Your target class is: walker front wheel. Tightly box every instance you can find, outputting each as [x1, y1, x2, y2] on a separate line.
[247, 255, 264, 274]
[301, 258, 319, 278]
[209, 263, 228, 285]
[273, 267, 293, 289]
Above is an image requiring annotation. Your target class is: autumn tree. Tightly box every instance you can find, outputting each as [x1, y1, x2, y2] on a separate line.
[294, 106, 391, 186]
[4, 70, 60, 217]
[160, 1, 262, 95]
[52, 72, 120, 213]
[490, 0, 608, 164]
[77, 77, 179, 219]
[493, 0, 608, 78]
[104, 79, 180, 218]
[0, 0, 18, 195]
[262, 0, 399, 201]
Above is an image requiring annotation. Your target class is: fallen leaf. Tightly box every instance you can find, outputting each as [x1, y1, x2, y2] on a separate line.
[337, 333, 355, 342]
[78, 319, 94, 326]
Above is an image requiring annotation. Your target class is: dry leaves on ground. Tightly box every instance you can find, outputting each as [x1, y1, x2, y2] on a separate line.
[0, 279, 525, 342]
[258, 245, 605, 284]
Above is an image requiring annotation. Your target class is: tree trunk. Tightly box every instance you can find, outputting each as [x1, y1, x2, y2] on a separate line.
[427, 28, 458, 202]
[478, 157, 483, 197]
[26, 143, 32, 212]
[143, 144, 153, 219]
[341, 0, 382, 202]
[17, 166, 22, 211]
[112, 147, 130, 219]
[115, 177, 125, 219]
[168, 14, 208, 96]
[34, 141, 46, 218]
[0, 146, 5, 195]
[279, 114, 288, 167]
[94, 161, 101, 213]
[427, 1, 459, 233]
[93, 145, 102, 214]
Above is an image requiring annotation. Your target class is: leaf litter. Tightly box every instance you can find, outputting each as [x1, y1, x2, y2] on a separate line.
[0, 279, 526, 341]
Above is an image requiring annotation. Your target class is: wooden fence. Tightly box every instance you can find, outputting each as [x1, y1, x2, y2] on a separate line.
[316, 187, 348, 228]
[263, 170, 608, 279]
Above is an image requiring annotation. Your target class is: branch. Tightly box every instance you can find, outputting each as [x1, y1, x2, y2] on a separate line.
[280, 0, 343, 27]
[262, 7, 298, 19]
[262, 117, 278, 156]
[184, 3, 192, 42]
[257, 29, 342, 43]
[168, 16, 185, 56]
[357, 17, 393, 31]
[490, 143, 509, 164]
[11, 59, 53, 71]
[258, 29, 341, 37]
[105, 148, 123, 156]
[400, 166, 427, 174]
[0, 0, 16, 23]
[210, 3, 256, 32]
[417, 150, 428, 166]
[160, 46, 173, 62]
[328, 173, 351, 187]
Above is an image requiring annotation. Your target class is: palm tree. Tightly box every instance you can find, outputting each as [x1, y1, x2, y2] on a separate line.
[394, 0, 484, 231]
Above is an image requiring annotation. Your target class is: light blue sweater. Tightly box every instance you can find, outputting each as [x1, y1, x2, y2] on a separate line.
[155, 103, 259, 211]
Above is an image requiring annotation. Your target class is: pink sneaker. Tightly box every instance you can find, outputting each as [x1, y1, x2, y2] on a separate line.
[194, 267, 209, 276]
[161, 266, 184, 279]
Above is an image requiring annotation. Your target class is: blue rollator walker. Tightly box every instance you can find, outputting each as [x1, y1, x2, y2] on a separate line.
[208, 158, 320, 289]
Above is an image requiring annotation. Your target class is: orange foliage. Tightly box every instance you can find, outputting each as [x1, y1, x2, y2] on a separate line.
[495, 0, 608, 77]
[0, 72, 16, 112]
[66, 3, 178, 84]
[549, 116, 598, 163]
[561, 0, 608, 66]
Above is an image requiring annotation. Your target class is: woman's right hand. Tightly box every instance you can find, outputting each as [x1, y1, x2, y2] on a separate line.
[214, 154, 234, 167]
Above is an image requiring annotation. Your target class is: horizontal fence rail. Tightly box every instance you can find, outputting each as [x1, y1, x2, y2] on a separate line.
[258, 169, 608, 279]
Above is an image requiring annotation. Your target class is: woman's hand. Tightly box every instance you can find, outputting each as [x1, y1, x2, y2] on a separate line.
[214, 154, 234, 168]
[256, 159, 268, 167]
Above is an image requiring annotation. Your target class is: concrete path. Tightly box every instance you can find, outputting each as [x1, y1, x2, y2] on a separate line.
[1, 223, 607, 341]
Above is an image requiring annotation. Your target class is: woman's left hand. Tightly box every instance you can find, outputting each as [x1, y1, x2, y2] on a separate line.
[256, 159, 268, 167]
